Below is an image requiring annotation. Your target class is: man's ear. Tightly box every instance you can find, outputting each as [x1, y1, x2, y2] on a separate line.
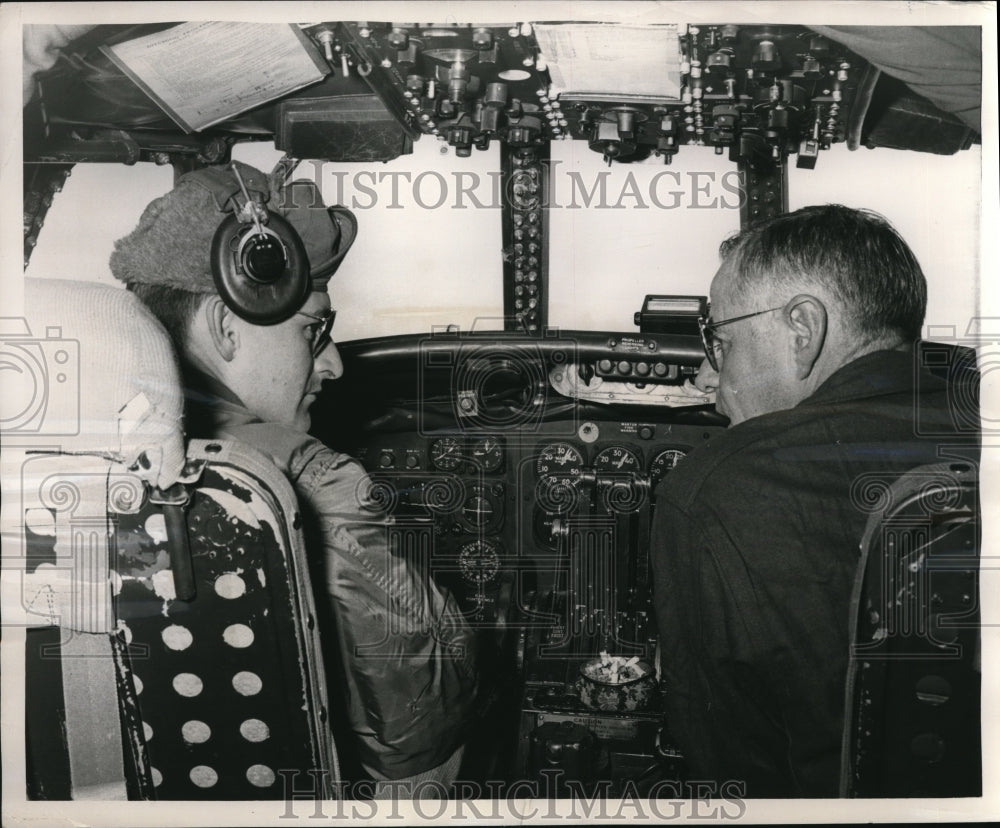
[204, 296, 239, 361]
[784, 294, 827, 379]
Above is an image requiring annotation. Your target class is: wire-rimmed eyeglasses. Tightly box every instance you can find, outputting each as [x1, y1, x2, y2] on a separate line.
[697, 306, 783, 372]
[296, 309, 337, 357]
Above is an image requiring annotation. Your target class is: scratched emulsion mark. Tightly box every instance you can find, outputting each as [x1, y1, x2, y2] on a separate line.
[115, 510, 170, 577]
[114, 496, 177, 628]
[151, 567, 176, 616]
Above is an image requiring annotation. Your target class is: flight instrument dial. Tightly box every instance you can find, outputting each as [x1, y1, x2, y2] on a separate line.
[459, 540, 501, 585]
[594, 446, 642, 474]
[430, 437, 463, 471]
[536, 442, 585, 477]
[650, 448, 688, 483]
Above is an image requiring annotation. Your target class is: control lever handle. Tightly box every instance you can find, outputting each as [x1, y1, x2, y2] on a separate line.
[550, 516, 570, 541]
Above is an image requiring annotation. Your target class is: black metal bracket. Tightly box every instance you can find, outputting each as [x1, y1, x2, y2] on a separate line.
[148, 482, 195, 601]
[737, 156, 788, 229]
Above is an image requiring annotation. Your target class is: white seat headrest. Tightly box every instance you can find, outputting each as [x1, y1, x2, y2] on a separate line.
[11, 279, 185, 488]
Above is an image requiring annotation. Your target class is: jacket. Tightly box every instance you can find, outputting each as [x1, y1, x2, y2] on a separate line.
[650, 348, 977, 796]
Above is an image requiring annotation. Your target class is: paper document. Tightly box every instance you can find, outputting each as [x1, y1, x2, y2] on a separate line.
[101, 22, 329, 133]
[534, 23, 682, 102]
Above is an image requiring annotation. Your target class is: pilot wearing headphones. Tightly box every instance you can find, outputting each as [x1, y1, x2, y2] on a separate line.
[111, 161, 478, 793]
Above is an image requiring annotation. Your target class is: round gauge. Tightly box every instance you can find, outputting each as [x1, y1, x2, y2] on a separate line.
[462, 495, 495, 528]
[459, 540, 501, 585]
[459, 485, 503, 531]
[594, 446, 642, 474]
[536, 442, 585, 477]
[470, 437, 504, 472]
[429, 437, 463, 471]
[650, 448, 689, 483]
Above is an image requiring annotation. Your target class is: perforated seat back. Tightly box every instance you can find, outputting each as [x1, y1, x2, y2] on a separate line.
[17, 280, 337, 799]
[841, 461, 980, 797]
[112, 439, 338, 799]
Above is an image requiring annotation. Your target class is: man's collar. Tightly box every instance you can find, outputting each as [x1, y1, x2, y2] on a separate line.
[181, 362, 260, 436]
[801, 349, 941, 408]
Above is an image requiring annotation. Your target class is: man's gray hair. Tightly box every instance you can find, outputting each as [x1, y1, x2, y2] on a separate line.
[719, 204, 927, 343]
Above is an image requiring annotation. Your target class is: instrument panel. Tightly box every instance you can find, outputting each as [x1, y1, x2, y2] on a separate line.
[362, 427, 700, 478]
[349, 418, 717, 623]
[313, 329, 727, 786]
[331, 409, 725, 790]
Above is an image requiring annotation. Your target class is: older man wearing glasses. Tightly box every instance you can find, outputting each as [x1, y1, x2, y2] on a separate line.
[650, 204, 977, 797]
[111, 162, 477, 793]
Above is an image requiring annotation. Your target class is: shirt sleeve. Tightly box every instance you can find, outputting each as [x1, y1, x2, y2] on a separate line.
[290, 441, 479, 780]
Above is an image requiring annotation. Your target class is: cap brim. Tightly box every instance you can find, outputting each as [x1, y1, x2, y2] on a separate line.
[312, 206, 358, 283]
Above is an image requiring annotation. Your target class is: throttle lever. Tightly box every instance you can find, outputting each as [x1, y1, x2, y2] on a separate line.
[148, 482, 195, 601]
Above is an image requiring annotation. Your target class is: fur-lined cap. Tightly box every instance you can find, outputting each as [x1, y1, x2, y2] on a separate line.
[110, 161, 356, 292]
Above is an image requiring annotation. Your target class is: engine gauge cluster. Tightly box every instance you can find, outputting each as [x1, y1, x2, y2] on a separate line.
[533, 441, 690, 481]
[529, 439, 694, 546]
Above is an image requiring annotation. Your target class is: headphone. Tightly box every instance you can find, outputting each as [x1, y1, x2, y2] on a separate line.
[210, 164, 310, 324]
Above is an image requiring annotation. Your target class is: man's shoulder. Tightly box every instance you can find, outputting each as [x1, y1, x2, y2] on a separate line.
[658, 370, 957, 514]
[659, 410, 805, 510]
[224, 422, 360, 482]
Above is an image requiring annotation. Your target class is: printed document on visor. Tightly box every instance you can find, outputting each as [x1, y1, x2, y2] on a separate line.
[534, 23, 683, 102]
[101, 22, 328, 133]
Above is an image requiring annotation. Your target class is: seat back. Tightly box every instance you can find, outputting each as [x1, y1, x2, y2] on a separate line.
[110, 438, 339, 798]
[14, 279, 337, 799]
[841, 461, 980, 797]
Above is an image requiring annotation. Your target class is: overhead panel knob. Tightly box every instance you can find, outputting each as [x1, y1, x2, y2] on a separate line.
[472, 28, 494, 50]
[388, 27, 409, 50]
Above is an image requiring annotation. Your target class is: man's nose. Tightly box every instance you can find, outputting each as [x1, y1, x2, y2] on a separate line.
[314, 342, 344, 380]
[694, 357, 719, 393]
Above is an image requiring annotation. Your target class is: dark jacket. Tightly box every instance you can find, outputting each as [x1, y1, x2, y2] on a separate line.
[184, 368, 478, 780]
[650, 349, 977, 797]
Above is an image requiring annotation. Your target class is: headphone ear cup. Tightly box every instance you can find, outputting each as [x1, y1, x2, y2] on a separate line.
[210, 212, 310, 324]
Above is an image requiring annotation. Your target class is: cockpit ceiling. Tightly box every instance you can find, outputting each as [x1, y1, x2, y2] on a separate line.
[24, 22, 981, 168]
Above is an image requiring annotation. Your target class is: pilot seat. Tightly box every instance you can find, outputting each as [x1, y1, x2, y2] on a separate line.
[18, 278, 339, 800]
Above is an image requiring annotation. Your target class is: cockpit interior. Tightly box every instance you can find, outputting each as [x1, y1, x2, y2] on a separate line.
[5, 7, 990, 814]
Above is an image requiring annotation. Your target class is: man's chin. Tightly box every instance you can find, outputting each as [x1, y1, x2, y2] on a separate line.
[288, 407, 313, 434]
[715, 396, 732, 423]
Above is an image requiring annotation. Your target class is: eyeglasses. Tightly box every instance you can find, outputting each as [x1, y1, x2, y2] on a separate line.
[296, 309, 337, 357]
[698, 306, 783, 372]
